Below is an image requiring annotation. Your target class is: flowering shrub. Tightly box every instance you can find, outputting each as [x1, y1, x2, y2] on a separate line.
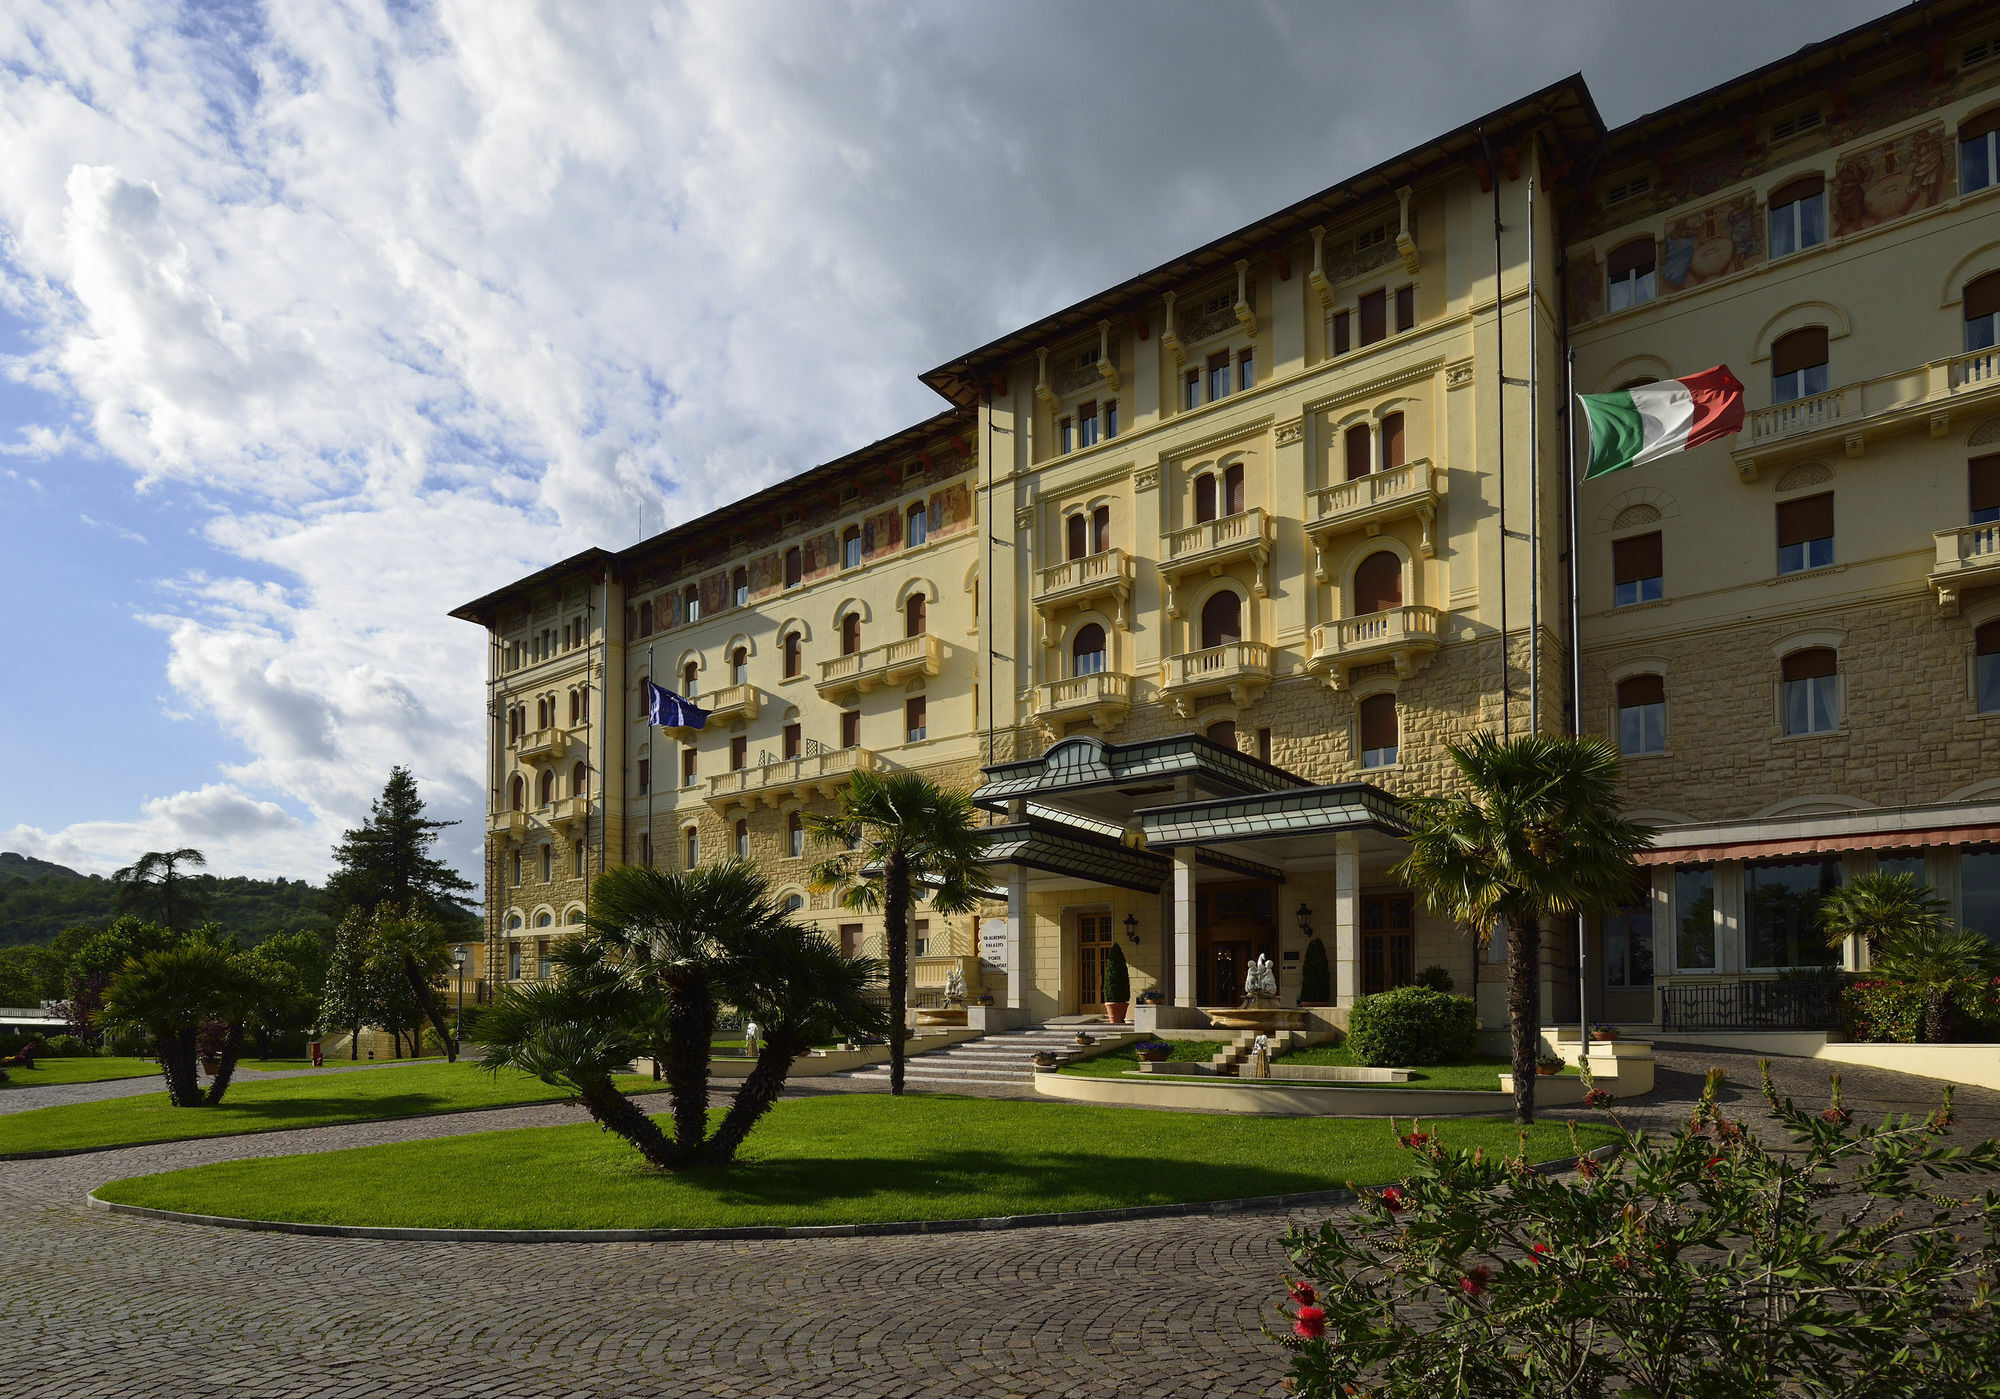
[1132, 1040, 1172, 1057]
[1273, 1067, 2000, 1397]
[1844, 974, 2000, 1043]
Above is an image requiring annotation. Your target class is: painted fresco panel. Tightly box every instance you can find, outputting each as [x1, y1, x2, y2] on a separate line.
[929, 482, 973, 536]
[699, 572, 728, 619]
[802, 530, 837, 579]
[1660, 192, 1762, 292]
[862, 507, 902, 559]
[1831, 124, 1947, 236]
[748, 551, 781, 598]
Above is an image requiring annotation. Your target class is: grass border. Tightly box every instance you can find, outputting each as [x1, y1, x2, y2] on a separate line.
[84, 1142, 1621, 1244]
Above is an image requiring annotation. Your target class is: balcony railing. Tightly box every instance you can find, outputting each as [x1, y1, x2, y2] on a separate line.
[1160, 508, 1271, 614]
[1307, 605, 1443, 690]
[1930, 520, 2000, 613]
[1308, 460, 1438, 563]
[705, 746, 883, 809]
[1034, 548, 1132, 623]
[699, 681, 759, 725]
[1660, 976, 1843, 1032]
[488, 810, 527, 836]
[515, 727, 568, 762]
[1158, 641, 1271, 713]
[817, 633, 943, 698]
[547, 795, 588, 830]
[1033, 671, 1134, 731]
[1734, 347, 2000, 480]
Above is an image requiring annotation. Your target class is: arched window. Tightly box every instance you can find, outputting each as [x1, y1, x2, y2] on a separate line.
[538, 769, 555, 806]
[732, 568, 748, 608]
[507, 913, 523, 931]
[1965, 270, 2000, 353]
[841, 612, 862, 655]
[1344, 423, 1371, 481]
[571, 761, 588, 797]
[788, 810, 805, 858]
[1381, 412, 1406, 471]
[904, 593, 927, 638]
[1199, 589, 1242, 650]
[1066, 513, 1087, 561]
[784, 547, 803, 588]
[510, 775, 525, 811]
[1353, 551, 1403, 615]
[1617, 674, 1666, 755]
[1092, 505, 1110, 554]
[783, 893, 805, 915]
[1072, 623, 1107, 676]
[1204, 719, 1237, 749]
[731, 647, 748, 685]
[1771, 327, 1829, 404]
[735, 819, 750, 860]
[782, 631, 802, 678]
[842, 526, 862, 568]
[1975, 622, 2000, 715]
[1223, 463, 1245, 516]
[1194, 473, 1217, 524]
[567, 904, 584, 923]
[1781, 648, 1839, 735]
[638, 600, 654, 636]
[907, 501, 928, 547]
[683, 585, 700, 622]
[685, 827, 700, 868]
[1358, 693, 1398, 768]
[682, 660, 698, 697]
[635, 674, 649, 717]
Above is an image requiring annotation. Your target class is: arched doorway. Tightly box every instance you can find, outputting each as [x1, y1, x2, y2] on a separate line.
[1199, 589, 1242, 650]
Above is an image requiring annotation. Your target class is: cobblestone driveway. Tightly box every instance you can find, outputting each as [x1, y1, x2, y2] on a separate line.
[1, 1047, 1991, 1398]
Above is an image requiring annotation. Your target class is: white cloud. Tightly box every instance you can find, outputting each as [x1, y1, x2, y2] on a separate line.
[3, 782, 308, 878]
[0, 0, 1889, 881]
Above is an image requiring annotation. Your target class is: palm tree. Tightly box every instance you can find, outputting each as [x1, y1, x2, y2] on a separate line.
[1394, 733, 1653, 1124]
[806, 770, 994, 1095]
[98, 943, 256, 1106]
[112, 848, 209, 932]
[581, 861, 792, 1156]
[1871, 927, 2000, 1043]
[369, 906, 460, 1061]
[1817, 872, 1950, 962]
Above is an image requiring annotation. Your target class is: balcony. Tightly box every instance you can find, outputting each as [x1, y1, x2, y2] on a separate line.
[817, 633, 943, 700]
[1733, 347, 2000, 482]
[1930, 520, 2000, 614]
[515, 727, 568, 763]
[698, 682, 760, 726]
[1158, 641, 1271, 715]
[1033, 671, 1134, 734]
[547, 796, 589, 831]
[488, 810, 527, 837]
[706, 746, 885, 811]
[1033, 549, 1133, 636]
[1307, 605, 1443, 691]
[1308, 460, 1438, 570]
[1160, 508, 1272, 616]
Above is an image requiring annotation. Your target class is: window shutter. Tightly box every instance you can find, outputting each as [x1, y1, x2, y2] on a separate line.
[1066, 514, 1086, 560]
[1332, 311, 1351, 355]
[1972, 454, 2000, 514]
[1381, 413, 1406, 470]
[1771, 326, 1829, 377]
[1358, 694, 1398, 751]
[1353, 551, 1403, 614]
[1612, 531, 1663, 584]
[1768, 173, 1825, 207]
[1966, 272, 2000, 322]
[1359, 289, 1387, 344]
[1394, 285, 1414, 333]
[1978, 621, 2000, 656]
[1961, 107, 2000, 142]
[1781, 648, 1837, 682]
[1776, 492, 1834, 546]
[1617, 674, 1665, 708]
[1344, 424, 1372, 480]
[1606, 238, 1655, 277]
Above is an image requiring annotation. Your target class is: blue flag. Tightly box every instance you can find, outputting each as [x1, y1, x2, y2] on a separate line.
[647, 680, 707, 730]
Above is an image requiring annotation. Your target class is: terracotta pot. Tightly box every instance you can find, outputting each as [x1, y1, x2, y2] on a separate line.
[1591, 1029, 1620, 1042]
[1104, 1001, 1130, 1025]
[1138, 1049, 1170, 1063]
[1032, 1053, 1059, 1070]
[1535, 1064, 1561, 1077]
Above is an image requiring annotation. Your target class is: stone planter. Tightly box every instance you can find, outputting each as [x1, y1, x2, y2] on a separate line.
[1032, 1052, 1060, 1070]
[1591, 1029, 1620, 1042]
[1138, 1049, 1170, 1064]
[1535, 1064, 1562, 1077]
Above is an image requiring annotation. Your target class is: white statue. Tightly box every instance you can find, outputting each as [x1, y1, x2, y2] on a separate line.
[1243, 954, 1278, 1004]
[943, 966, 966, 1007]
[1249, 1033, 1271, 1079]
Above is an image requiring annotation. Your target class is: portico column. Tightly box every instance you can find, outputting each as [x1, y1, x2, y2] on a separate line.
[1172, 848, 1198, 1009]
[1006, 868, 1031, 1013]
[1334, 832, 1360, 1009]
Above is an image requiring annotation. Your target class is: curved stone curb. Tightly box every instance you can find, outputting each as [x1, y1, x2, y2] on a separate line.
[84, 1142, 1621, 1245]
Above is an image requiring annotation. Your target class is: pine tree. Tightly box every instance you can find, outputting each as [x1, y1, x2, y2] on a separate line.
[325, 768, 478, 928]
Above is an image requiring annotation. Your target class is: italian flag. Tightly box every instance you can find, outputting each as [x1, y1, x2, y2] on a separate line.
[1577, 365, 1745, 479]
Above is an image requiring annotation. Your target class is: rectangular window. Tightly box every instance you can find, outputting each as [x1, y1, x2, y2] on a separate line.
[1358, 289, 1387, 346]
[1781, 648, 1840, 735]
[1394, 284, 1414, 333]
[1183, 368, 1200, 411]
[537, 939, 552, 979]
[1331, 310, 1351, 356]
[1237, 349, 1254, 393]
[1612, 531, 1664, 605]
[905, 695, 927, 743]
[733, 577, 748, 608]
[1103, 400, 1118, 439]
[509, 946, 522, 980]
[1876, 852, 1926, 884]
[783, 722, 801, 759]
[1381, 413, 1406, 471]
[681, 749, 696, 788]
[637, 758, 651, 795]
[1768, 176, 1826, 257]
[1963, 847, 2000, 944]
[1058, 416, 1073, 454]
[1771, 326, 1829, 404]
[843, 531, 862, 569]
[913, 918, 930, 959]
[1744, 858, 1841, 969]
[1257, 727, 1272, 764]
[1674, 867, 1716, 970]
[1602, 905, 1655, 988]
[1616, 674, 1666, 756]
[730, 735, 746, 771]
[1077, 401, 1098, 449]
[573, 839, 585, 877]
[1776, 493, 1834, 575]
[1962, 115, 2000, 195]
[841, 709, 861, 749]
[1606, 240, 1657, 312]
[1207, 351, 1231, 402]
[839, 924, 861, 958]
[1972, 453, 2000, 526]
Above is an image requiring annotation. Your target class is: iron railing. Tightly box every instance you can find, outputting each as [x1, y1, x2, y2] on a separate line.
[1660, 976, 1843, 1032]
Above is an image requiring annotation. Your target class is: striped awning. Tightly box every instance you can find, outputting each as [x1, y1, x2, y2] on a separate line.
[1635, 824, 2000, 866]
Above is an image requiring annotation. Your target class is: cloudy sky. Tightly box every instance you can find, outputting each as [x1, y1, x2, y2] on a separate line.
[0, 0, 1886, 885]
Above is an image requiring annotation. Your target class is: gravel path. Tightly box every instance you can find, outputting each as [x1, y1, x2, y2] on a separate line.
[0, 1046, 1992, 1398]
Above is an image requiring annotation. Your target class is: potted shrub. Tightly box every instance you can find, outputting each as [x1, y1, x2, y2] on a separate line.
[1032, 1050, 1060, 1070]
[1590, 1022, 1621, 1042]
[976, 993, 994, 1006]
[1137, 988, 1164, 1006]
[1535, 1049, 1565, 1077]
[1298, 936, 1331, 1006]
[1135, 1039, 1172, 1064]
[1073, 1030, 1096, 1048]
[1100, 942, 1131, 1025]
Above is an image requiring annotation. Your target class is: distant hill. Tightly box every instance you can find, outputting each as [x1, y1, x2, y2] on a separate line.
[0, 854, 332, 949]
[0, 852, 87, 882]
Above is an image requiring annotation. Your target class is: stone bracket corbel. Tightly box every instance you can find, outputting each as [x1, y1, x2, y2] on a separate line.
[1035, 347, 1057, 408]
[1307, 226, 1333, 311]
[1395, 186, 1419, 274]
[1096, 320, 1120, 393]
[1161, 291, 1184, 367]
[1233, 259, 1257, 338]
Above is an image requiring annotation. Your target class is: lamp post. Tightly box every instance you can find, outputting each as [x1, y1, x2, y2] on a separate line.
[453, 947, 468, 1054]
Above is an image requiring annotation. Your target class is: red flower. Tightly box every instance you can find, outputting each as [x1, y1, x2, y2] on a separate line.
[1582, 1087, 1612, 1109]
[1459, 1266, 1491, 1297]
[1531, 1243, 1550, 1261]
[1819, 1106, 1852, 1126]
[1402, 1130, 1431, 1148]
[1610, 1253, 1632, 1272]
[1288, 1280, 1317, 1307]
[1379, 1186, 1406, 1214]
[1576, 1153, 1601, 1181]
[1293, 1305, 1327, 1340]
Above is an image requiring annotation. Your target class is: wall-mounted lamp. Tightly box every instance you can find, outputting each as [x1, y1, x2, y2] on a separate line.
[1123, 913, 1140, 944]
[1295, 903, 1313, 937]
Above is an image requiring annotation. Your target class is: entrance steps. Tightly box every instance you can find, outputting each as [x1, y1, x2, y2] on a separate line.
[1209, 1029, 1307, 1076]
[833, 1025, 1137, 1089]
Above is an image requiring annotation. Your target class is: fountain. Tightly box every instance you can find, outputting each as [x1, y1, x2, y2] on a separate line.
[1205, 953, 1305, 1031]
[914, 965, 970, 1026]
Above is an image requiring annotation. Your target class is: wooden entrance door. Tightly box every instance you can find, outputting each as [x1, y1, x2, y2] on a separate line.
[1361, 894, 1415, 995]
[1077, 913, 1114, 1007]
[1208, 940, 1250, 1006]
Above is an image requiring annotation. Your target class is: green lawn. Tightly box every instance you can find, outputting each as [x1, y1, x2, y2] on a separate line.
[1065, 1040, 1579, 1091]
[1, 1056, 161, 1088]
[95, 1094, 1619, 1230]
[0, 1060, 657, 1156]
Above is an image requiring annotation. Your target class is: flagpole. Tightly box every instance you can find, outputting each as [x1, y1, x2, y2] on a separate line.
[1568, 346, 1590, 1057]
[646, 642, 656, 868]
[1527, 175, 1540, 737]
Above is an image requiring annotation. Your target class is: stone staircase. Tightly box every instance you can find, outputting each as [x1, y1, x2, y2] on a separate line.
[835, 1025, 1130, 1090]
[1207, 1028, 1308, 1075]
